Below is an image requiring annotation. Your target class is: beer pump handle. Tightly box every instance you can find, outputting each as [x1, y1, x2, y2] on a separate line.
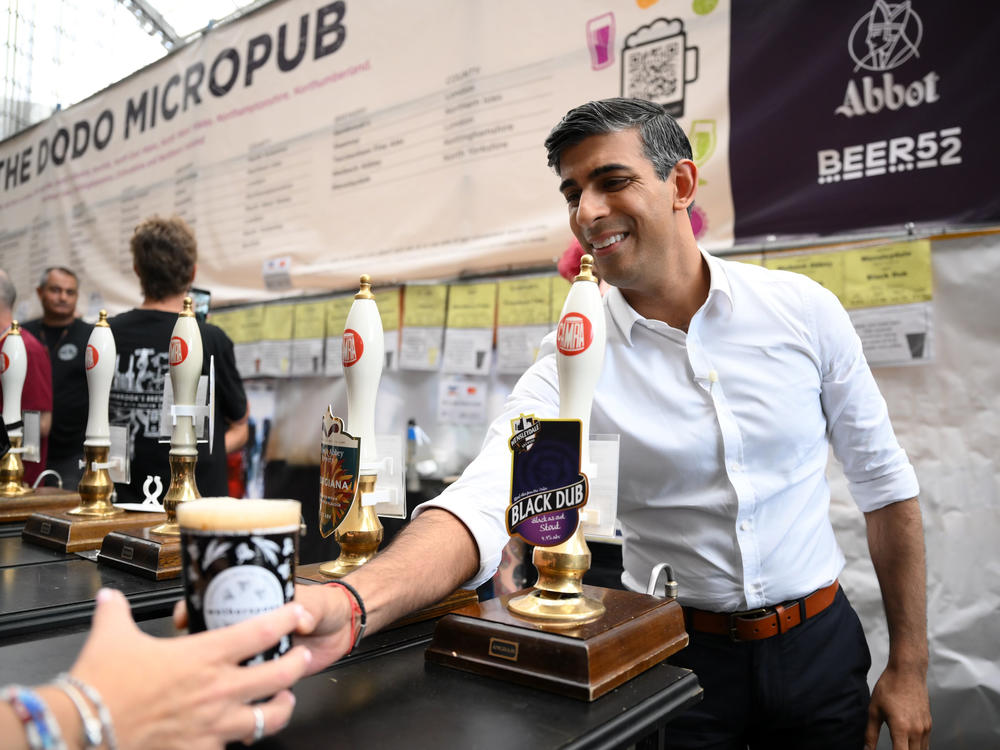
[555, 255, 606, 468]
[169, 298, 204, 455]
[84, 311, 116, 446]
[0, 322, 27, 433]
[343, 276, 385, 470]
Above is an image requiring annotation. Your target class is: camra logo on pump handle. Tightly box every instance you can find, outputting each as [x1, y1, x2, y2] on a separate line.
[85, 344, 98, 370]
[169, 336, 188, 366]
[342, 329, 363, 366]
[557, 313, 593, 356]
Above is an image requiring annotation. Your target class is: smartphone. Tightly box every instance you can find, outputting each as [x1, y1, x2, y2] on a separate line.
[189, 287, 211, 324]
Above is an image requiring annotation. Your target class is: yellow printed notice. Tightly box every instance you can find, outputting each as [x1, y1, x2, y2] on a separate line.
[325, 295, 353, 338]
[209, 310, 234, 340]
[377, 287, 401, 331]
[498, 277, 550, 327]
[293, 301, 326, 340]
[262, 304, 295, 340]
[843, 240, 932, 309]
[446, 282, 497, 329]
[242, 305, 265, 342]
[727, 252, 764, 266]
[550, 275, 572, 324]
[403, 285, 448, 328]
[764, 251, 846, 299]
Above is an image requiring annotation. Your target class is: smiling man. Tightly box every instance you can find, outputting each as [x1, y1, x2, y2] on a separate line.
[290, 99, 930, 750]
[24, 267, 92, 487]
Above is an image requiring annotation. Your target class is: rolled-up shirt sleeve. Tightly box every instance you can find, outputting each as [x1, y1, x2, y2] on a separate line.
[811, 285, 920, 511]
[413, 346, 560, 589]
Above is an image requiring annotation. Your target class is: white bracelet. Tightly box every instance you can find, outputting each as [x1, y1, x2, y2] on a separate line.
[58, 674, 117, 750]
[52, 678, 102, 750]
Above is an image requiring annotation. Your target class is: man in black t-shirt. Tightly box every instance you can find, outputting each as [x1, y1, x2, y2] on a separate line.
[109, 216, 248, 504]
[23, 266, 92, 487]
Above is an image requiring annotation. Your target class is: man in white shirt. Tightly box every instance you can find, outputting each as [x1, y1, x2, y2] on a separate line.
[293, 99, 930, 749]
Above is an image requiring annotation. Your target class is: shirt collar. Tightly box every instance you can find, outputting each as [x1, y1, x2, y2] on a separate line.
[606, 247, 735, 346]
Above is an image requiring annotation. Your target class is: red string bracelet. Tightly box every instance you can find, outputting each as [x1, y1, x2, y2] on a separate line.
[325, 581, 366, 654]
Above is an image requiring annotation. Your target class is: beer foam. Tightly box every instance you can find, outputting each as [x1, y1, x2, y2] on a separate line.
[177, 497, 301, 531]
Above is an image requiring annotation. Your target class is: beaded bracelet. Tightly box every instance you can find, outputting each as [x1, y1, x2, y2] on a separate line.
[58, 675, 118, 750]
[325, 581, 367, 654]
[1, 685, 67, 750]
[52, 678, 102, 750]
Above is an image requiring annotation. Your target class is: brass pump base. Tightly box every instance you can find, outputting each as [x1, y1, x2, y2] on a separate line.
[69, 444, 122, 518]
[506, 589, 606, 625]
[150, 453, 200, 536]
[507, 525, 605, 625]
[0, 434, 31, 497]
[319, 475, 383, 578]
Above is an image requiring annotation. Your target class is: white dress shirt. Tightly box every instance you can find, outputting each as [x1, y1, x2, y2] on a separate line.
[417, 250, 919, 611]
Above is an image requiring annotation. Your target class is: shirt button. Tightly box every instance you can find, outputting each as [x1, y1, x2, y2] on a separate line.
[740, 520, 751, 531]
[731, 462, 742, 472]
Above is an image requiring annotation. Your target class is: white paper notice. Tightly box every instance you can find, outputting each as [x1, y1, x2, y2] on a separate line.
[234, 341, 262, 379]
[497, 325, 550, 373]
[290, 338, 324, 376]
[383, 330, 400, 371]
[849, 302, 934, 367]
[442, 328, 493, 375]
[400, 327, 444, 371]
[257, 340, 291, 377]
[437, 375, 487, 425]
[324, 336, 344, 377]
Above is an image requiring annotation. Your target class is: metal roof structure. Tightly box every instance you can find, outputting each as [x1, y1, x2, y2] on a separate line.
[1, 0, 273, 140]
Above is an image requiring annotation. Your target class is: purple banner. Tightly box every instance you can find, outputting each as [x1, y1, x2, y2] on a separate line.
[730, 1, 1000, 240]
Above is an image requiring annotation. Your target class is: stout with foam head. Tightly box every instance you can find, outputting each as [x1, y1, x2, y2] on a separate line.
[178, 498, 300, 661]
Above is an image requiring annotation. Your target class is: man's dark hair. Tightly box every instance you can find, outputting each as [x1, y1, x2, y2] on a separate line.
[130, 216, 197, 301]
[544, 98, 693, 180]
[37, 266, 79, 289]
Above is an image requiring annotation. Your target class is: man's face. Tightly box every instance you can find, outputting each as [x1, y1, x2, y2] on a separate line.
[37, 269, 78, 319]
[557, 129, 679, 295]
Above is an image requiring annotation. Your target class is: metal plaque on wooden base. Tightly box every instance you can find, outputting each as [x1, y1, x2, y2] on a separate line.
[0, 487, 79, 523]
[97, 527, 181, 580]
[426, 585, 688, 701]
[22, 510, 167, 553]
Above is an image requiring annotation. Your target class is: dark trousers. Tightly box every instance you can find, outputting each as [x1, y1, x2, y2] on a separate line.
[663, 588, 871, 750]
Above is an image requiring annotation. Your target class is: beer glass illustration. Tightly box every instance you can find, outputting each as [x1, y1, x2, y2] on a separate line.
[586, 13, 616, 71]
[689, 119, 716, 168]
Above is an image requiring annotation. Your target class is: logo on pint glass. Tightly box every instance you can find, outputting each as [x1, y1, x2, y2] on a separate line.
[85, 344, 98, 370]
[169, 336, 188, 365]
[342, 329, 363, 367]
[557, 313, 593, 356]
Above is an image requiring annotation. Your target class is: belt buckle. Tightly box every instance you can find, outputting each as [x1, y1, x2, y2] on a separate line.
[729, 607, 772, 642]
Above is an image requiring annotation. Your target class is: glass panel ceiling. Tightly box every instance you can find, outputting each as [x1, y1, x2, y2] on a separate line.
[142, 0, 262, 40]
[0, 0, 268, 139]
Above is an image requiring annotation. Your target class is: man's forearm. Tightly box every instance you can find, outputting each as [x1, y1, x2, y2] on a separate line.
[343, 508, 480, 633]
[865, 497, 928, 671]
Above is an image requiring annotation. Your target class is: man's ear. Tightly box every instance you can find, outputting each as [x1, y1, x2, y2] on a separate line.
[672, 159, 698, 211]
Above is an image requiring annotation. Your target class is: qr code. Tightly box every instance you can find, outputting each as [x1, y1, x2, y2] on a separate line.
[623, 38, 682, 112]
